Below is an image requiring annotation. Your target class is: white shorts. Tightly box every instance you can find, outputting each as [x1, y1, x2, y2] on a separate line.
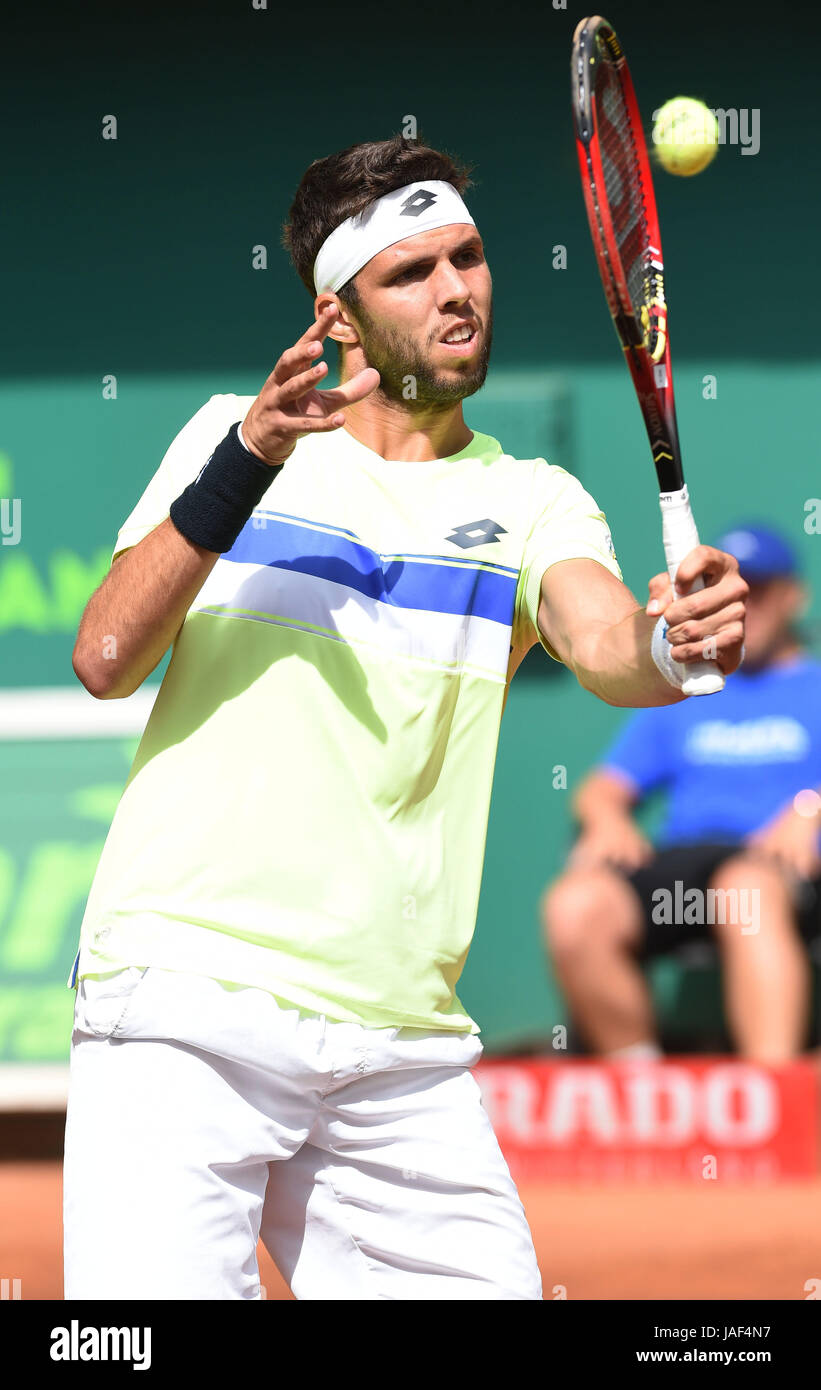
[63, 966, 543, 1300]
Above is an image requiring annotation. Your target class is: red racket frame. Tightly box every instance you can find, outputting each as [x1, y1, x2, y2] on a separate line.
[571, 15, 683, 494]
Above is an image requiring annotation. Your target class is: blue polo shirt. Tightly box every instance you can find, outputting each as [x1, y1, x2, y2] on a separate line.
[601, 655, 821, 845]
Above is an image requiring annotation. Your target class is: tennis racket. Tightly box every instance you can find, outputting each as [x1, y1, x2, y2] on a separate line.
[571, 14, 724, 696]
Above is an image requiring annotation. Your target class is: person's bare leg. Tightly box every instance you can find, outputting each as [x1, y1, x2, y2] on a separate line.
[708, 853, 811, 1062]
[541, 868, 659, 1056]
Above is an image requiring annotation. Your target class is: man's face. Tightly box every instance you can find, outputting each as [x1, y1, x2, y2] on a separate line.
[739, 575, 805, 667]
[345, 225, 493, 408]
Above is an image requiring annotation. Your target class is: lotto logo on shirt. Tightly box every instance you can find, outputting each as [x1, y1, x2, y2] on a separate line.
[685, 717, 810, 764]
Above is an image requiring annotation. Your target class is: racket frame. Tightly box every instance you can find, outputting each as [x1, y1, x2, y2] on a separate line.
[571, 14, 724, 696]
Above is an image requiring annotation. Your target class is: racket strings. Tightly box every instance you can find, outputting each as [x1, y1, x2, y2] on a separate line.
[594, 47, 664, 352]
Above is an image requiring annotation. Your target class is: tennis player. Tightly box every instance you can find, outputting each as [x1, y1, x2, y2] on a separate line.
[65, 134, 747, 1300]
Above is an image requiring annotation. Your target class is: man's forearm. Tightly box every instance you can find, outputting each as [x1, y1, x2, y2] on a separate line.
[570, 607, 688, 708]
[72, 518, 220, 699]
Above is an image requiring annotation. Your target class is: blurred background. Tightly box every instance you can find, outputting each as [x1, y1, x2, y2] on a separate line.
[1, 0, 819, 1300]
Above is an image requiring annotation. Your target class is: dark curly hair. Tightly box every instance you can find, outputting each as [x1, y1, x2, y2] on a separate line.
[282, 133, 475, 318]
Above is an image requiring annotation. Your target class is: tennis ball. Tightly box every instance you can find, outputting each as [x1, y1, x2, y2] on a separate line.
[651, 97, 719, 176]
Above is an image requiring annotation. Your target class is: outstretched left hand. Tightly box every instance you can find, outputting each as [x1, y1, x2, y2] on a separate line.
[645, 545, 748, 677]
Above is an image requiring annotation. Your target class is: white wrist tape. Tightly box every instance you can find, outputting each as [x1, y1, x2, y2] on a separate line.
[650, 616, 687, 690]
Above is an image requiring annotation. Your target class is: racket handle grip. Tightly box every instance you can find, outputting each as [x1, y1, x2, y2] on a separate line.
[659, 486, 725, 697]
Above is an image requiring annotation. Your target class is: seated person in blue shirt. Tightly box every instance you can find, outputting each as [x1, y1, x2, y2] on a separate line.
[541, 525, 821, 1064]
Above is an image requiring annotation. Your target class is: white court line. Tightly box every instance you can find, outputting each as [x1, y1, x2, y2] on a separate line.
[0, 1064, 69, 1110]
[0, 686, 158, 740]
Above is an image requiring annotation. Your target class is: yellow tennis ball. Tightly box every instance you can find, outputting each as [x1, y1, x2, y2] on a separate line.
[651, 97, 719, 176]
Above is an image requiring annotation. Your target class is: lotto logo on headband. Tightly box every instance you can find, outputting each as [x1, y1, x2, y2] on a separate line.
[399, 189, 437, 217]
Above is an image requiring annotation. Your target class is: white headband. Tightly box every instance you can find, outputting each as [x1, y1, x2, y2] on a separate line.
[313, 180, 476, 294]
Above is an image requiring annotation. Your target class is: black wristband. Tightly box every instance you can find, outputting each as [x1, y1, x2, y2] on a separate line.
[169, 422, 282, 554]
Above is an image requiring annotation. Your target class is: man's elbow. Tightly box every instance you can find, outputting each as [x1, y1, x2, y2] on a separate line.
[72, 649, 133, 701]
[569, 650, 622, 707]
[72, 658, 108, 700]
[581, 673, 634, 707]
[569, 636, 635, 708]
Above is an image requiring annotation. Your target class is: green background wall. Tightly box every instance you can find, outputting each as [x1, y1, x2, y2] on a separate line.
[1, 0, 819, 1059]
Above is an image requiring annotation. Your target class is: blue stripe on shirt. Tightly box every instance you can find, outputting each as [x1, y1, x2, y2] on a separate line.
[224, 515, 518, 625]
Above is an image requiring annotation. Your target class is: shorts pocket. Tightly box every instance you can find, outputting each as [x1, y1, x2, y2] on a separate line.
[73, 966, 151, 1040]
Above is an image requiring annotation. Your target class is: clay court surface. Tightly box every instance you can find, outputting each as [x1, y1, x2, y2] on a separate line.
[4, 1160, 820, 1300]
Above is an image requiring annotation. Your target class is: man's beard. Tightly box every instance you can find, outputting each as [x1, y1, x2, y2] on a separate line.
[354, 304, 494, 410]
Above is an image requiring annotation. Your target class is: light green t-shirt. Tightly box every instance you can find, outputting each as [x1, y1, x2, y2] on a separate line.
[71, 394, 621, 1033]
